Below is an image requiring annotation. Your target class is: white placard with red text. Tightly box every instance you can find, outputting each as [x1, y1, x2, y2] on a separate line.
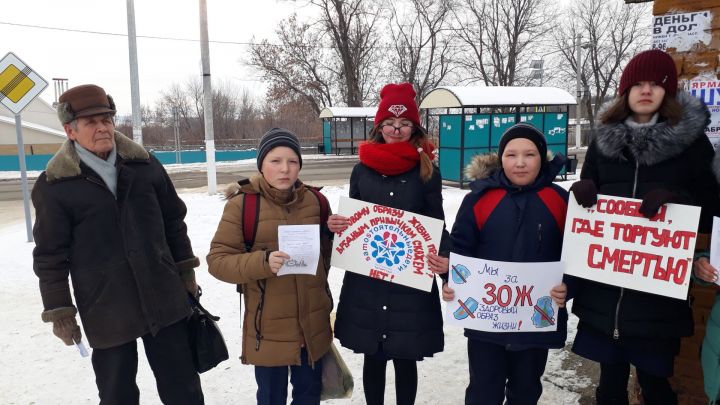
[445, 253, 564, 333]
[331, 196, 444, 291]
[561, 194, 700, 299]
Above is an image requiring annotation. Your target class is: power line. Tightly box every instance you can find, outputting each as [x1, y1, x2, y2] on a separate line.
[0, 20, 481, 51]
[0, 21, 252, 45]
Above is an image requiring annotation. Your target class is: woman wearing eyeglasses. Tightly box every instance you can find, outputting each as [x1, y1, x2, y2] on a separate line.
[327, 83, 450, 405]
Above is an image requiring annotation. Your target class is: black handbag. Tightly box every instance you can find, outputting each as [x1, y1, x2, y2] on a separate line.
[187, 288, 229, 373]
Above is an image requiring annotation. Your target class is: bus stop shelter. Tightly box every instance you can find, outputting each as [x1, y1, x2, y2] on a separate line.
[319, 107, 377, 155]
[419, 86, 576, 187]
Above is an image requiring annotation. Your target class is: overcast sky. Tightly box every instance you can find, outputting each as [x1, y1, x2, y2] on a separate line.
[1, 0, 312, 115]
[3, 0, 651, 118]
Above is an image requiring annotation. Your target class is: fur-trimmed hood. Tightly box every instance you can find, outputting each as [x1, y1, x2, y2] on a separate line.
[594, 91, 710, 166]
[224, 176, 259, 200]
[464, 152, 566, 194]
[464, 153, 503, 181]
[44, 131, 149, 182]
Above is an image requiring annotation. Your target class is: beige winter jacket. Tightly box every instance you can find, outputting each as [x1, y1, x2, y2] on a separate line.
[207, 174, 333, 366]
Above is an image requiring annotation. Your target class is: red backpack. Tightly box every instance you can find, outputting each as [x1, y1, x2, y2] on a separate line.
[240, 186, 330, 250]
[236, 183, 331, 345]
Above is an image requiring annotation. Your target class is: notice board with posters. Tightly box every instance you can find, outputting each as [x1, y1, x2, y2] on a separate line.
[652, 11, 712, 52]
[687, 77, 720, 149]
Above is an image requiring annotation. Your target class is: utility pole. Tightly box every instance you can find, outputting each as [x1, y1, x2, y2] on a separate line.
[172, 107, 181, 164]
[575, 34, 582, 148]
[126, 0, 142, 145]
[199, 0, 217, 195]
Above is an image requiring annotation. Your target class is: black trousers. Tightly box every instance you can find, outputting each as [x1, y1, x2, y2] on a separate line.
[91, 320, 204, 405]
[596, 362, 677, 405]
[465, 339, 549, 405]
[363, 353, 418, 405]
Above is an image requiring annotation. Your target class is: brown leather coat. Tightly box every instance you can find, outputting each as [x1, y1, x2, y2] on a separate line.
[207, 174, 333, 366]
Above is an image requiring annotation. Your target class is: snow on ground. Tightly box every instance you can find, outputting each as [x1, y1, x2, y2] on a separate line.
[0, 181, 586, 404]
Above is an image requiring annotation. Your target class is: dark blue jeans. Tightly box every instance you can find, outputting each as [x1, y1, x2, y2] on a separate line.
[465, 339, 548, 405]
[254, 348, 322, 405]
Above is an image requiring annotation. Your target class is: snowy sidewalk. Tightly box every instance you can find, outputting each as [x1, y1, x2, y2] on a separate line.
[0, 185, 589, 404]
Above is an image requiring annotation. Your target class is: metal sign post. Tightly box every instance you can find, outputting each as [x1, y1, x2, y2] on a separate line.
[0, 52, 49, 242]
[14, 114, 33, 242]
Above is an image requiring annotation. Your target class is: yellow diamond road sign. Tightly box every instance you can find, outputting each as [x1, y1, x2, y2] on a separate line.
[0, 52, 48, 115]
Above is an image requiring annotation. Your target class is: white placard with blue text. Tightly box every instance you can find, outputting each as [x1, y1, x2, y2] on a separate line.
[445, 253, 564, 333]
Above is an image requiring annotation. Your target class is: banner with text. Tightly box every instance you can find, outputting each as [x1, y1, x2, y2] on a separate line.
[687, 78, 720, 149]
[445, 253, 564, 333]
[561, 194, 700, 299]
[331, 196, 444, 291]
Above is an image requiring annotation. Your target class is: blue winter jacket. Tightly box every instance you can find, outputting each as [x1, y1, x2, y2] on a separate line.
[450, 153, 570, 350]
[702, 292, 720, 403]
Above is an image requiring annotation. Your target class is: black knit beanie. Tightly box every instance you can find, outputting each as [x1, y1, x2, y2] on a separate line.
[497, 123, 547, 159]
[257, 128, 302, 171]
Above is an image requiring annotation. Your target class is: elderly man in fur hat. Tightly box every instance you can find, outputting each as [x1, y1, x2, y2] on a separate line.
[31, 84, 204, 404]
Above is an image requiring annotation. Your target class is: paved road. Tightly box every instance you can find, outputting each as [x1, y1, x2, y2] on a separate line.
[0, 156, 360, 201]
[171, 157, 358, 190]
[0, 179, 36, 202]
[0, 148, 588, 201]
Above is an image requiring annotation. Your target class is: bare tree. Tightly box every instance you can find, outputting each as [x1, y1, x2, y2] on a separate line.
[236, 88, 260, 140]
[185, 78, 205, 128]
[454, 0, 554, 86]
[138, 79, 265, 147]
[157, 83, 194, 136]
[553, 0, 651, 134]
[311, 0, 383, 106]
[260, 96, 323, 139]
[388, 0, 456, 101]
[254, 0, 383, 108]
[248, 14, 335, 115]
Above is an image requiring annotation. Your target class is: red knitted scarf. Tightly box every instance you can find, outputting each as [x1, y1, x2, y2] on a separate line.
[358, 141, 435, 176]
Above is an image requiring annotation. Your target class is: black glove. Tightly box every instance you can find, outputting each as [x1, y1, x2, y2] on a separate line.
[569, 179, 598, 208]
[639, 189, 684, 218]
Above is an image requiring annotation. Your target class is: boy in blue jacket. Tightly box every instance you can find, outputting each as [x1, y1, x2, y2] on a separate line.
[443, 124, 570, 405]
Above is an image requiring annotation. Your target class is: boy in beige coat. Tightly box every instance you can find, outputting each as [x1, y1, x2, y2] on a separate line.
[207, 128, 333, 405]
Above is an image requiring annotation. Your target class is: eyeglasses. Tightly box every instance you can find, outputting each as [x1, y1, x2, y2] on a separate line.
[381, 124, 414, 135]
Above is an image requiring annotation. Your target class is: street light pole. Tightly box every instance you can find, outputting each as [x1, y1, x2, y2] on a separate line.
[199, 0, 217, 195]
[126, 0, 142, 146]
[172, 107, 181, 164]
[532, 44, 582, 88]
[575, 34, 583, 148]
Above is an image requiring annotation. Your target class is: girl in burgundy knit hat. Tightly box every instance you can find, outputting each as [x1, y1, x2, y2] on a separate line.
[569, 49, 720, 404]
[327, 83, 450, 405]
